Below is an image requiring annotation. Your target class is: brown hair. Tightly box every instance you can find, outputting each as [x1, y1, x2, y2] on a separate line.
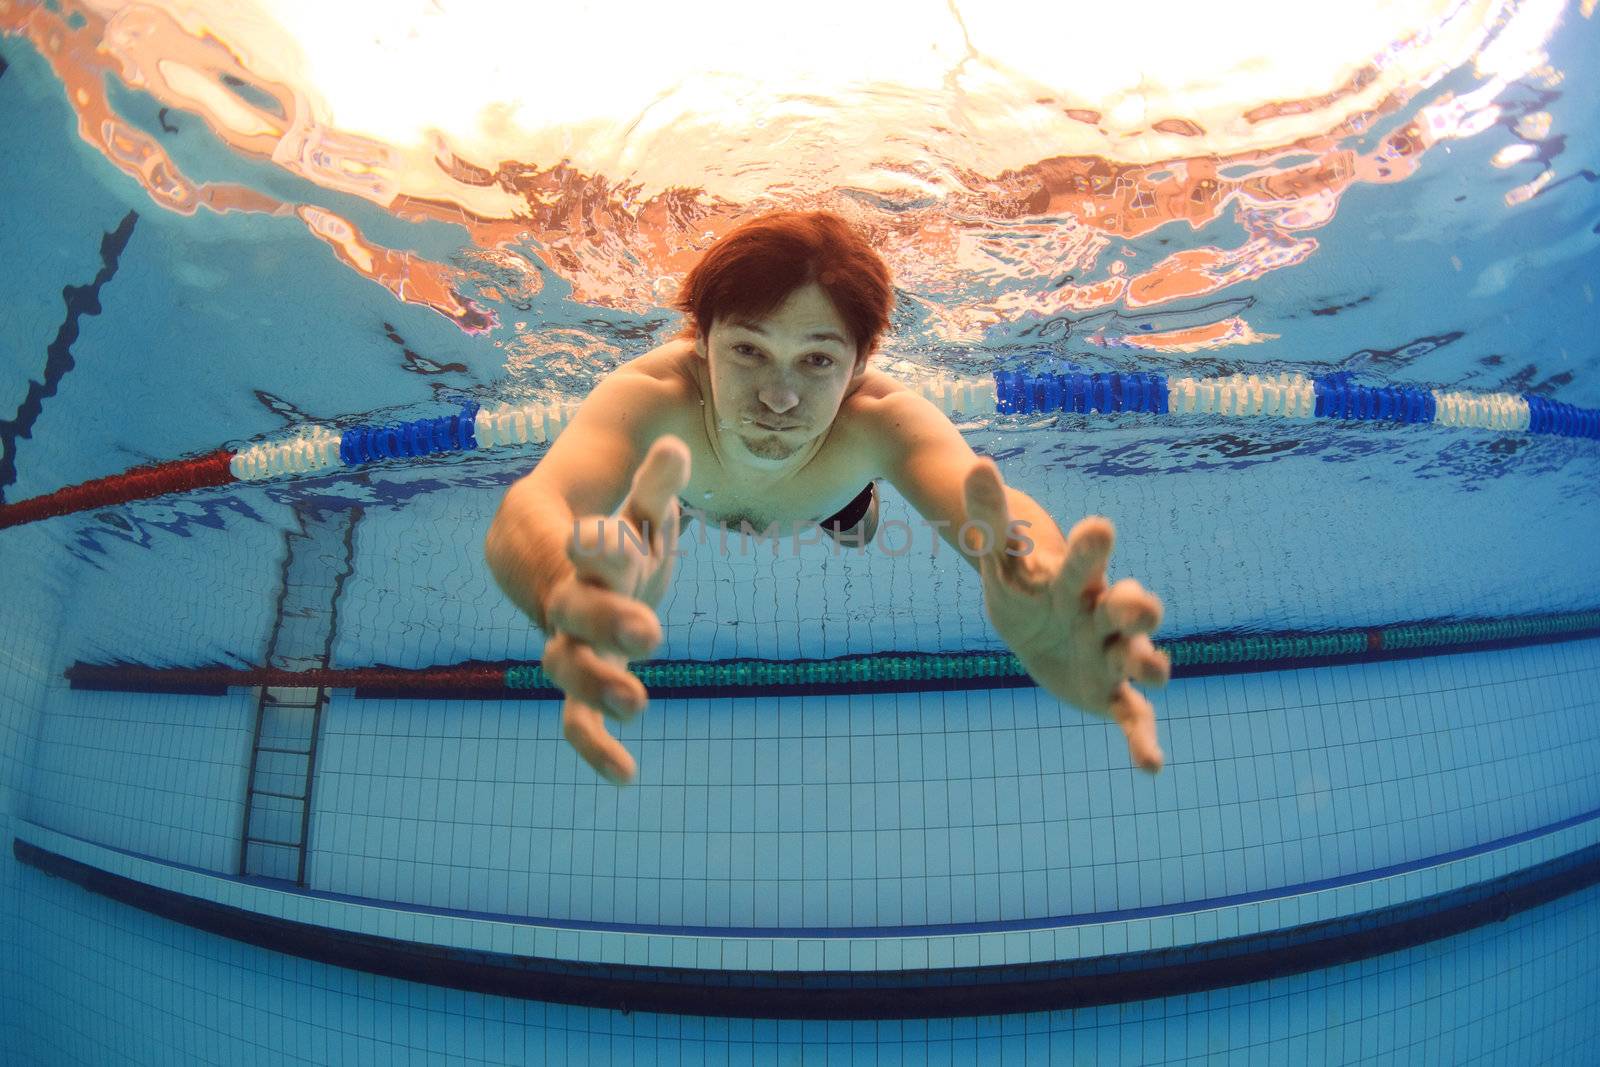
[673, 211, 894, 364]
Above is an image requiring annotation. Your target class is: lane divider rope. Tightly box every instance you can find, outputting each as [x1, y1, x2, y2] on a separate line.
[4, 366, 1595, 529]
[62, 609, 1600, 698]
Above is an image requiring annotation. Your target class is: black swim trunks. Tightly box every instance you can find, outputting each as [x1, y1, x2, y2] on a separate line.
[820, 481, 876, 534]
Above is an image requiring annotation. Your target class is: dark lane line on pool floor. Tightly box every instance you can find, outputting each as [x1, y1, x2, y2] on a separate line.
[0, 210, 137, 503]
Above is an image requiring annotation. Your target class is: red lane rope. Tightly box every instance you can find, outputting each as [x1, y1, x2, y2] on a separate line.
[0, 450, 238, 530]
[65, 662, 511, 693]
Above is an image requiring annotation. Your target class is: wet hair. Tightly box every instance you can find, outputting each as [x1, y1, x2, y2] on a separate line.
[673, 211, 894, 364]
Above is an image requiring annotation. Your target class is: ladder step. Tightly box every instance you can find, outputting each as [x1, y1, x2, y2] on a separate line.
[244, 835, 302, 849]
[251, 788, 307, 802]
[264, 686, 321, 703]
[255, 745, 310, 756]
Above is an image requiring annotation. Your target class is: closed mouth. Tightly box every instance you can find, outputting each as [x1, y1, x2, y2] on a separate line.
[755, 421, 798, 431]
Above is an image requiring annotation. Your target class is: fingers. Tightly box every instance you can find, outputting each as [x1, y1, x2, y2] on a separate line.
[1105, 633, 1172, 687]
[619, 435, 692, 536]
[1057, 516, 1115, 608]
[561, 695, 639, 785]
[961, 458, 1014, 567]
[1110, 682, 1164, 774]
[541, 631, 649, 721]
[546, 632, 647, 785]
[567, 515, 645, 594]
[1094, 578, 1164, 639]
[544, 575, 661, 659]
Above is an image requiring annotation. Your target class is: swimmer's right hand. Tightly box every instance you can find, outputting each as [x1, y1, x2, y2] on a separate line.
[540, 436, 691, 785]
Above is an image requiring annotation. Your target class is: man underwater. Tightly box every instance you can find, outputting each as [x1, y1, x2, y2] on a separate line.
[486, 211, 1170, 784]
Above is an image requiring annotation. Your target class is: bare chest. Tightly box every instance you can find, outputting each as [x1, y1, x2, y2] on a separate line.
[664, 410, 875, 529]
[628, 341, 895, 528]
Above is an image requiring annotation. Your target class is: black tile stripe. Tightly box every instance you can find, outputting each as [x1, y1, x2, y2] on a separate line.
[15, 837, 1600, 1020]
[0, 212, 138, 503]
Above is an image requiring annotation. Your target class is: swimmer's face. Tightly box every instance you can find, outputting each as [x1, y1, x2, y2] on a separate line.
[695, 281, 864, 466]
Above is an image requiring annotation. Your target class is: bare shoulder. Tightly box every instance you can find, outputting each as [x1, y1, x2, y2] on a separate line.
[834, 369, 932, 477]
[843, 368, 908, 407]
[838, 368, 930, 435]
[616, 337, 700, 397]
[582, 338, 700, 437]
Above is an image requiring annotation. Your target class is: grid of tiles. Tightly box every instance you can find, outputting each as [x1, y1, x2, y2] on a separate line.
[0, 736, 41, 1055]
[23, 688, 255, 873]
[321, 428, 1600, 676]
[0, 525, 61, 819]
[31, 486, 290, 674]
[0, 524, 68, 1061]
[329, 474, 997, 671]
[9, 840, 1599, 1064]
[303, 639, 1600, 930]
[0, 812, 16, 1058]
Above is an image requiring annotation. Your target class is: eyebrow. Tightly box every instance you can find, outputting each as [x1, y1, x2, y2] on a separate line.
[729, 320, 850, 347]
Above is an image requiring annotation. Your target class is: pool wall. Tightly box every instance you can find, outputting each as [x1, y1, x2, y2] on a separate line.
[5, 447, 1600, 1062]
[5, 651, 1600, 1060]
[1, 523, 67, 1059]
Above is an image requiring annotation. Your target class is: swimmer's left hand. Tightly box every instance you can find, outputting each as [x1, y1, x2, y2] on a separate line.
[963, 458, 1171, 774]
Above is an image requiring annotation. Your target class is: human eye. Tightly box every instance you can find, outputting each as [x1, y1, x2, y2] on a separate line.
[733, 343, 762, 358]
[808, 353, 836, 368]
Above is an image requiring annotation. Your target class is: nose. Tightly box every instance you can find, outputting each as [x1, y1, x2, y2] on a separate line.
[757, 380, 800, 415]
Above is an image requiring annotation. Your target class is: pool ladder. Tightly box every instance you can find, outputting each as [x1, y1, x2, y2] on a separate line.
[238, 504, 359, 884]
[239, 685, 326, 885]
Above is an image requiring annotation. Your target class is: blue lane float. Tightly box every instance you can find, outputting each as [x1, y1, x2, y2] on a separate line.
[995, 368, 1171, 416]
[1312, 375, 1438, 424]
[1526, 396, 1599, 439]
[338, 403, 480, 466]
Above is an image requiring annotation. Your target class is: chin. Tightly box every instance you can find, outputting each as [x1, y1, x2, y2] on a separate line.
[735, 432, 802, 461]
[741, 442, 800, 463]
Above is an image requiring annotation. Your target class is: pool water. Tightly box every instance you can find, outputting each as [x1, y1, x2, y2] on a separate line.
[2, 1, 1599, 1062]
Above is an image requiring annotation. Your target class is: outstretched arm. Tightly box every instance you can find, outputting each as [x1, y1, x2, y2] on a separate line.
[866, 390, 1068, 566]
[485, 368, 690, 785]
[869, 387, 1170, 772]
